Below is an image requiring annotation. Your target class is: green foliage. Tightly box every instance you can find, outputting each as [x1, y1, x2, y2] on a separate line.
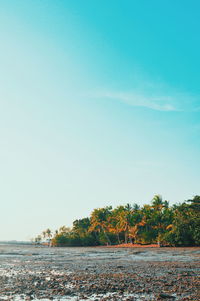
[36, 195, 200, 247]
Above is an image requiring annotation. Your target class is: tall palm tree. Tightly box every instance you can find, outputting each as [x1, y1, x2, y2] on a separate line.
[44, 228, 52, 246]
[89, 207, 112, 245]
[107, 207, 124, 244]
[151, 195, 171, 245]
[42, 230, 47, 241]
[116, 204, 134, 244]
[46, 228, 52, 239]
[152, 195, 164, 211]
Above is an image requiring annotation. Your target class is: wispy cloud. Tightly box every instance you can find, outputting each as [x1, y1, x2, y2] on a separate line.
[93, 89, 199, 112]
[100, 91, 178, 112]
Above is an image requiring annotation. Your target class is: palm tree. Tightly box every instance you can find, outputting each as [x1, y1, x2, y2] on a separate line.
[116, 204, 133, 244]
[128, 205, 142, 244]
[73, 218, 91, 237]
[45, 228, 52, 246]
[46, 228, 52, 239]
[107, 207, 123, 244]
[59, 226, 71, 234]
[42, 230, 47, 241]
[151, 195, 171, 245]
[35, 235, 42, 244]
[89, 207, 112, 245]
[152, 194, 164, 211]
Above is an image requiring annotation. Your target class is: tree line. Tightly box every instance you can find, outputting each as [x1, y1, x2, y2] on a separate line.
[34, 195, 200, 247]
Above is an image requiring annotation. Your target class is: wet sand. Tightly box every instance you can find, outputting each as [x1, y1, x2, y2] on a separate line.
[0, 244, 199, 300]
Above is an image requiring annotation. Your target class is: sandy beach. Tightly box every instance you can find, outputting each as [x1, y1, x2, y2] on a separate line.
[0, 244, 199, 300]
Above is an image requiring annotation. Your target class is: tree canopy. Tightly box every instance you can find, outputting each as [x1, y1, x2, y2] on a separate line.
[34, 195, 200, 247]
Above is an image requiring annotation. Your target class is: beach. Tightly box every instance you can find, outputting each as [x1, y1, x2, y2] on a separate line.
[0, 244, 199, 300]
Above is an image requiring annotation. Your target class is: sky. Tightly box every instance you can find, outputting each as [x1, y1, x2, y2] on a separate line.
[0, 1, 200, 240]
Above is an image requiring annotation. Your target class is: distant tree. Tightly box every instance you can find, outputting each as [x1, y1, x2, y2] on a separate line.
[42, 230, 46, 241]
[46, 228, 52, 239]
[35, 235, 42, 244]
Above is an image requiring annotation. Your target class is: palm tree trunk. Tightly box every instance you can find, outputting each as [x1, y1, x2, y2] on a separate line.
[93, 231, 99, 242]
[125, 231, 128, 244]
[102, 228, 111, 245]
[117, 233, 120, 244]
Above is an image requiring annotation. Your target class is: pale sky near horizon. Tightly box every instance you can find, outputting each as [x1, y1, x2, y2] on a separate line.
[0, 1, 200, 240]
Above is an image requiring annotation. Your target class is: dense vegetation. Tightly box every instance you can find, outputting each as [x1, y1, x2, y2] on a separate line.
[34, 195, 200, 247]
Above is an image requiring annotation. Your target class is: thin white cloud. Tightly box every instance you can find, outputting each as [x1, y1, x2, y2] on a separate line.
[93, 90, 199, 112]
[102, 92, 178, 111]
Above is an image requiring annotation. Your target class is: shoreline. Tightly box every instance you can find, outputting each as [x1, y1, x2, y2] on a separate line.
[39, 242, 200, 249]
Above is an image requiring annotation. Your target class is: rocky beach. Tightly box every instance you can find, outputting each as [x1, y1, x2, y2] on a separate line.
[0, 244, 199, 301]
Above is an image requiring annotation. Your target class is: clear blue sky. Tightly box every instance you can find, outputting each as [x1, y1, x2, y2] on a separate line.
[0, 1, 199, 240]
